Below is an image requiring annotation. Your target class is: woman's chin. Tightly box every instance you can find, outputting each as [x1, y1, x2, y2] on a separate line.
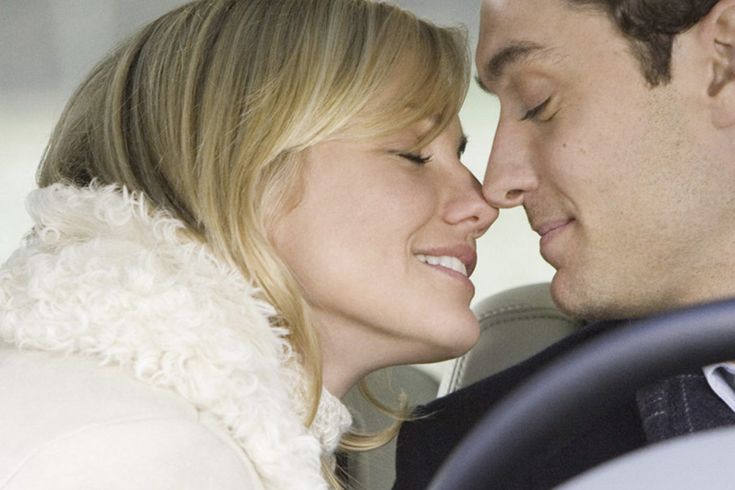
[418, 317, 481, 363]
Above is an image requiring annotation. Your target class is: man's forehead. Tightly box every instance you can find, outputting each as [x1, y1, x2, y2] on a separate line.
[477, 0, 549, 59]
[478, 0, 609, 48]
[478, 0, 584, 47]
[476, 0, 602, 89]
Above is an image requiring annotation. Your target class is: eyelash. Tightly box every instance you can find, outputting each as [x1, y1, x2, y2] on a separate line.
[522, 97, 552, 121]
[395, 137, 466, 165]
[458, 139, 467, 157]
[399, 152, 432, 165]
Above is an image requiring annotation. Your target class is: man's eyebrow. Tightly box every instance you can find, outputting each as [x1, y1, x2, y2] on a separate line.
[477, 41, 546, 92]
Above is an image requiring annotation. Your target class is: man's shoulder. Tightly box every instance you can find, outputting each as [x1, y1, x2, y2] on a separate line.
[393, 321, 621, 489]
[424, 320, 618, 413]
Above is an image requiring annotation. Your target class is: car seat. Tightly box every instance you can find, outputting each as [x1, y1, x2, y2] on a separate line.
[343, 282, 582, 489]
[440, 282, 584, 396]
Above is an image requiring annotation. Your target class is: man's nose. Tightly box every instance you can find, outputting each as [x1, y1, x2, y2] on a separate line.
[482, 124, 538, 208]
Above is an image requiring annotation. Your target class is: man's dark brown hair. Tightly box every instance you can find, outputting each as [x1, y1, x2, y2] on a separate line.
[568, 0, 719, 85]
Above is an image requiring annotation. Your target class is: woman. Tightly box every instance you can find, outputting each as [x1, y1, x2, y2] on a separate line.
[0, 0, 496, 488]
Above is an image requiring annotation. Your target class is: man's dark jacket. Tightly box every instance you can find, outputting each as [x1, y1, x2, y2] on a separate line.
[392, 321, 735, 489]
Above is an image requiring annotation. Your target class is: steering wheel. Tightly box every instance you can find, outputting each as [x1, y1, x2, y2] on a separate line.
[428, 297, 735, 490]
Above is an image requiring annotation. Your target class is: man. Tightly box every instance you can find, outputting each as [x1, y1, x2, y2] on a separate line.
[392, 0, 735, 488]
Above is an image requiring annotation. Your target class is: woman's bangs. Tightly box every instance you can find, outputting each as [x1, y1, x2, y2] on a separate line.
[363, 19, 470, 147]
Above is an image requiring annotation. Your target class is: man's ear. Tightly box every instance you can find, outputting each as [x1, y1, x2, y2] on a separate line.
[706, 1, 735, 127]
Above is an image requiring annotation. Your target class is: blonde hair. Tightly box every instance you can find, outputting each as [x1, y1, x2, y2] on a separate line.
[38, 0, 469, 485]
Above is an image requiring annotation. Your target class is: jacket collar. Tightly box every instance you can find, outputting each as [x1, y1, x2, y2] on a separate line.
[0, 184, 351, 489]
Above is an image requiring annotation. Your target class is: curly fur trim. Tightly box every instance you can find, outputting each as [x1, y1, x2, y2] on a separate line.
[0, 184, 350, 489]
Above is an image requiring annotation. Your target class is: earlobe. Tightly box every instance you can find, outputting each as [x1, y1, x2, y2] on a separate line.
[708, 4, 735, 127]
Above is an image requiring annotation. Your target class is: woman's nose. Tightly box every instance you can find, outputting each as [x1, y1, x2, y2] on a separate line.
[444, 169, 498, 238]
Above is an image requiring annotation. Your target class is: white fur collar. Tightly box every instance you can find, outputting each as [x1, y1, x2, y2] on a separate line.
[0, 184, 351, 489]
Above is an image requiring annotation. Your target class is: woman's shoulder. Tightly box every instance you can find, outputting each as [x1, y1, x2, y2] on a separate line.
[0, 343, 198, 425]
[0, 345, 264, 489]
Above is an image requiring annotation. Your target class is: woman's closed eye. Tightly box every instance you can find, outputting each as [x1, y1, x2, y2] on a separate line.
[398, 152, 432, 165]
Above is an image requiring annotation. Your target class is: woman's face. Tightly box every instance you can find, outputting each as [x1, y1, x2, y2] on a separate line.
[271, 118, 497, 390]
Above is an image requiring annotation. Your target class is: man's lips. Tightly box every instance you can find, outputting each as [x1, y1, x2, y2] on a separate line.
[535, 219, 573, 237]
[534, 219, 574, 249]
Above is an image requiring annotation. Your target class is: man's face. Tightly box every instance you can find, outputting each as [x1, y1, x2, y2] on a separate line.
[477, 0, 734, 320]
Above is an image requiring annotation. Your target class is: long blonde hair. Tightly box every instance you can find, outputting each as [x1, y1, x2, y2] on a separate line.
[38, 0, 469, 484]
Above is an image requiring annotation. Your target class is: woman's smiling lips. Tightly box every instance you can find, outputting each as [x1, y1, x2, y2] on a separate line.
[414, 245, 477, 288]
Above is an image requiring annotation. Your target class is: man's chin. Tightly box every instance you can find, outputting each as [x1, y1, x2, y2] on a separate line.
[549, 271, 608, 322]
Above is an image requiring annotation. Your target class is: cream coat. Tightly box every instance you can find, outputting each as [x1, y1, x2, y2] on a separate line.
[0, 184, 351, 489]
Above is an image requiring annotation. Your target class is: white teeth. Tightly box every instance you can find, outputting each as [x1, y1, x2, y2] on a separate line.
[415, 254, 468, 277]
